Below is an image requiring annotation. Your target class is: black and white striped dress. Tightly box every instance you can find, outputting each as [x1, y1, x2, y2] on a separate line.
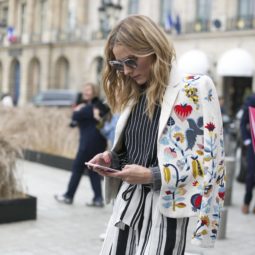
[101, 92, 189, 255]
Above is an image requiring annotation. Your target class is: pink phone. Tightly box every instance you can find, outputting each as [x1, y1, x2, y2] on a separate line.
[85, 162, 119, 173]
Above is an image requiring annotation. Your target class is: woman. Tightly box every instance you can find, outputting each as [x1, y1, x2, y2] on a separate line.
[89, 15, 225, 254]
[240, 93, 255, 214]
[55, 82, 107, 207]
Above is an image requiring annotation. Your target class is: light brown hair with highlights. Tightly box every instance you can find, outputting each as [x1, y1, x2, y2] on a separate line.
[102, 15, 175, 118]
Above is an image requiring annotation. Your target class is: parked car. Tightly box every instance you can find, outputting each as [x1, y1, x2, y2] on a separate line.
[32, 90, 79, 107]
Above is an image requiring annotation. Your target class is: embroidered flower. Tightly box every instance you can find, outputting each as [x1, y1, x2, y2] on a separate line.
[205, 122, 215, 132]
[184, 85, 199, 105]
[200, 215, 210, 227]
[173, 132, 185, 143]
[192, 180, 199, 187]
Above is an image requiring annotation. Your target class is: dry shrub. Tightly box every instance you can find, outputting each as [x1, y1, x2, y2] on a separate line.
[0, 133, 24, 199]
[0, 106, 78, 158]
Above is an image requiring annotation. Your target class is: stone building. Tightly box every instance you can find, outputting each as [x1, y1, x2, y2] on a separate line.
[0, 0, 254, 116]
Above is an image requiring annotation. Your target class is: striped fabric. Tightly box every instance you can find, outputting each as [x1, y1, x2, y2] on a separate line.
[100, 92, 189, 255]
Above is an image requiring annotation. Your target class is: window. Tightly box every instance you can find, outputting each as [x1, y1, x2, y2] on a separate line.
[0, 63, 2, 92]
[20, 3, 27, 34]
[60, 0, 69, 31]
[160, 0, 173, 27]
[237, 0, 254, 29]
[40, 0, 47, 33]
[238, 0, 254, 17]
[128, 0, 139, 14]
[55, 57, 69, 89]
[0, 6, 8, 27]
[195, 0, 211, 31]
[68, 1, 76, 31]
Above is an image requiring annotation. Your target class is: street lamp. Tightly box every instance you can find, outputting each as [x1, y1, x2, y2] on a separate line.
[98, 0, 122, 38]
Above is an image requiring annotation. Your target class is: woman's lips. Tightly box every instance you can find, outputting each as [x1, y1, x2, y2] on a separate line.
[132, 75, 140, 80]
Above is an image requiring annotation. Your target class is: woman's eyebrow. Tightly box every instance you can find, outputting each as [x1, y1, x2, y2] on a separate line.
[117, 55, 137, 61]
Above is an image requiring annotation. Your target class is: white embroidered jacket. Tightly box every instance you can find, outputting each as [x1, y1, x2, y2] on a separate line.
[105, 65, 225, 248]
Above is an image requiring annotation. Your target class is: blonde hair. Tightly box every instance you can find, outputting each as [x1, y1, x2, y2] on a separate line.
[83, 82, 99, 98]
[102, 15, 175, 118]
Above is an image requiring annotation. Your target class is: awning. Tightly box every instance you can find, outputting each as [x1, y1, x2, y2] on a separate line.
[177, 49, 209, 75]
[217, 48, 254, 77]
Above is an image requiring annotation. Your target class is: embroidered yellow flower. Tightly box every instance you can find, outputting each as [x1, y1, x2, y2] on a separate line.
[173, 132, 184, 143]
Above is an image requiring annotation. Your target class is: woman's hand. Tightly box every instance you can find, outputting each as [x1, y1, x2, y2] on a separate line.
[93, 108, 102, 121]
[88, 151, 114, 177]
[111, 164, 153, 185]
[74, 103, 85, 111]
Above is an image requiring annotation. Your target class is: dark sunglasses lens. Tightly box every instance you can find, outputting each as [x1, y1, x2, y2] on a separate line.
[125, 59, 137, 69]
[113, 63, 124, 71]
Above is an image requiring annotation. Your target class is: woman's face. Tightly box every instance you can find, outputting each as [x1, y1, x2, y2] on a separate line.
[112, 44, 153, 85]
[82, 85, 94, 101]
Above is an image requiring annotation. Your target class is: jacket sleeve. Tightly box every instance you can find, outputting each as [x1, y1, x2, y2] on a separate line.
[191, 76, 226, 248]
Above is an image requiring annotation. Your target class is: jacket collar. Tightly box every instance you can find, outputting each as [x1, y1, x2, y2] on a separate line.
[157, 62, 183, 141]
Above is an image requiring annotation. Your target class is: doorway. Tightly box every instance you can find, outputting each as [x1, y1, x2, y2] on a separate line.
[223, 76, 252, 117]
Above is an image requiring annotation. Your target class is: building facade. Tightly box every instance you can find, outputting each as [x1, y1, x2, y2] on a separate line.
[0, 0, 254, 116]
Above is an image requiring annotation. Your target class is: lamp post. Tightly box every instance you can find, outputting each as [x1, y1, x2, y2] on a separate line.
[98, 0, 122, 38]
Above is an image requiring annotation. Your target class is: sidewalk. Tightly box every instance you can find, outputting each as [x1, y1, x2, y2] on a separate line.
[0, 160, 254, 255]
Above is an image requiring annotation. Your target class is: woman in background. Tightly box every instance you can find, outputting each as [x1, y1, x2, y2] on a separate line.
[55, 82, 107, 207]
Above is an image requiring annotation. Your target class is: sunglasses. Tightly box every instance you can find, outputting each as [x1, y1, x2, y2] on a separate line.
[108, 58, 138, 72]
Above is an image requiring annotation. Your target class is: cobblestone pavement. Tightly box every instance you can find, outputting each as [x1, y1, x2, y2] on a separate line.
[0, 160, 254, 255]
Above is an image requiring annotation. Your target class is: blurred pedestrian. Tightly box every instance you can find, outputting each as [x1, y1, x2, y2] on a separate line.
[240, 93, 255, 214]
[55, 82, 108, 207]
[88, 15, 225, 254]
[99, 112, 119, 149]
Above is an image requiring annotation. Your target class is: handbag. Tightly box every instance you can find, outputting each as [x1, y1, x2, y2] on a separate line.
[249, 106, 255, 152]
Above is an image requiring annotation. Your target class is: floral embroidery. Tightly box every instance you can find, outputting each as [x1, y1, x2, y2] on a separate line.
[191, 156, 204, 178]
[173, 132, 185, 143]
[159, 75, 225, 246]
[204, 88, 213, 102]
[174, 103, 193, 121]
[190, 193, 202, 211]
[205, 122, 216, 132]
[184, 84, 199, 106]
[186, 117, 203, 150]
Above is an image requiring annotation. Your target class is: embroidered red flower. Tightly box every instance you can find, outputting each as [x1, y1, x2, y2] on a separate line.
[201, 215, 210, 227]
[218, 191, 225, 200]
[205, 122, 215, 132]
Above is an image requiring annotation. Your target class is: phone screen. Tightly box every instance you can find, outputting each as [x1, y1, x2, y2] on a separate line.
[85, 162, 119, 172]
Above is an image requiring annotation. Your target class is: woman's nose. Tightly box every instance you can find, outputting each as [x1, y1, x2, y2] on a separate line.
[123, 65, 133, 76]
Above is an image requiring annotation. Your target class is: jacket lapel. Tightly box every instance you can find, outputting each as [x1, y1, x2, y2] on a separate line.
[157, 63, 183, 141]
[112, 100, 134, 151]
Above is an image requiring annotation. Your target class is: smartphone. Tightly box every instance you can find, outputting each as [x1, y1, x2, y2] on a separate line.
[85, 162, 119, 173]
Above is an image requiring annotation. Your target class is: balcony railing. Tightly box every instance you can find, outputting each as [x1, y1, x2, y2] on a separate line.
[30, 33, 42, 43]
[185, 19, 210, 33]
[226, 15, 255, 31]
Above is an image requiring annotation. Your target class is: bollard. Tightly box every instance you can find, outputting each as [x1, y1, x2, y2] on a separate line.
[224, 156, 236, 206]
[217, 207, 228, 240]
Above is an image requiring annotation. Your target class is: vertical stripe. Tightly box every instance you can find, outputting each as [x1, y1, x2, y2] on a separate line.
[123, 93, 160, 167]
[163, 218, 177, 255]
[116, 227, 129, 254]
[172, 218, 189, 255]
